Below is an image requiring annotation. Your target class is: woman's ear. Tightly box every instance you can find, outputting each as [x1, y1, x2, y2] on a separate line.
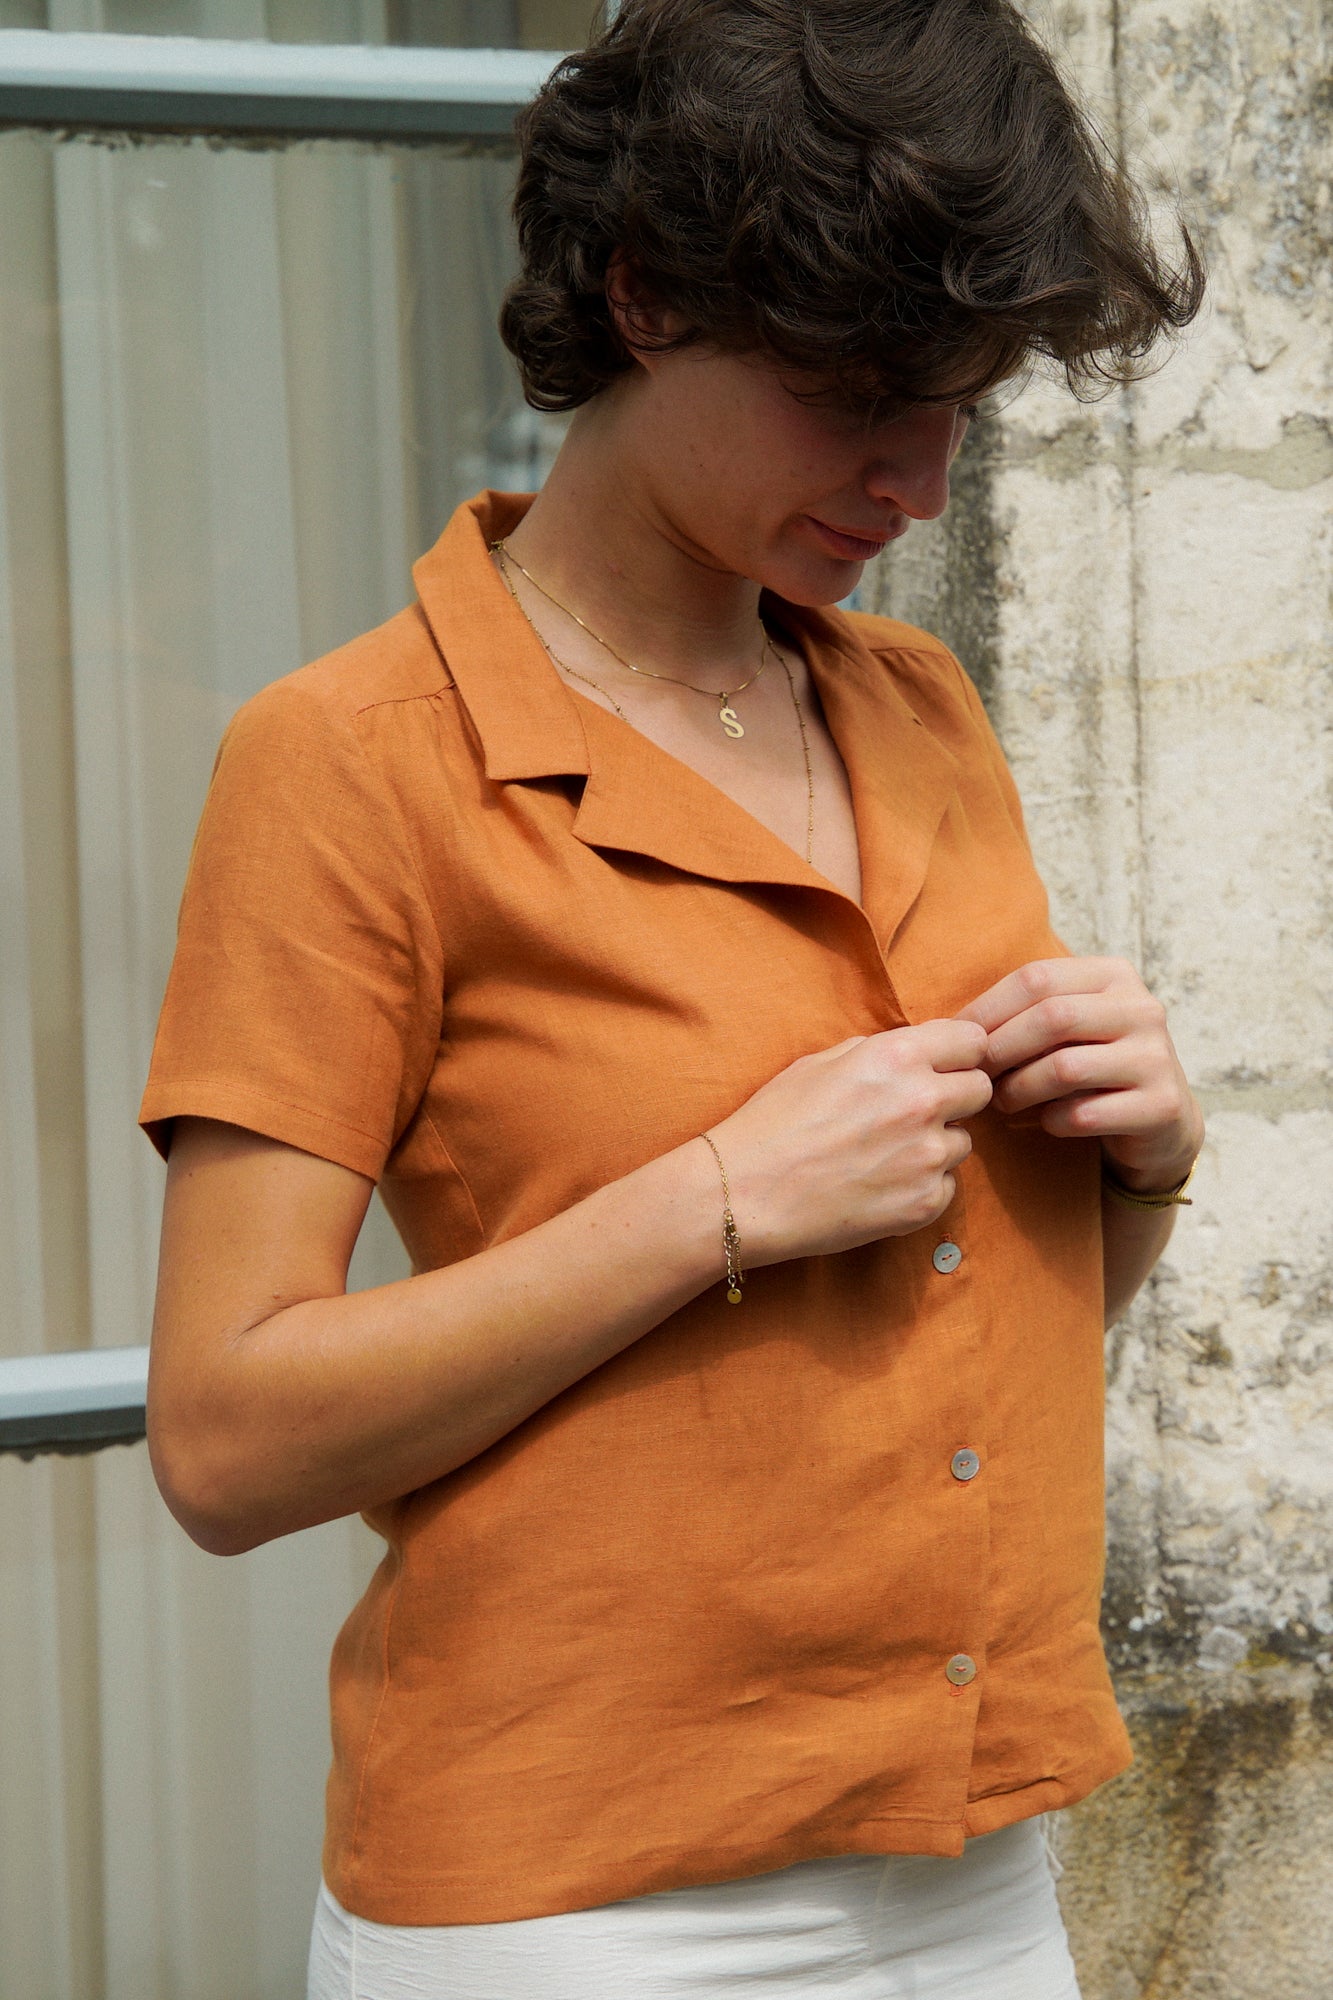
[605, 250, 689, 368]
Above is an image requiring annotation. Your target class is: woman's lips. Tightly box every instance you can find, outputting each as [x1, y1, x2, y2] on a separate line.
[804, 516, 905, 560]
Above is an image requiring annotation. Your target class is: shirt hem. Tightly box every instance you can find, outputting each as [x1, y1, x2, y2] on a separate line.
[962, 1736, 1135, 1839]
[138, 1078, 388, 1180]
[323, 1742, 1134, 1925]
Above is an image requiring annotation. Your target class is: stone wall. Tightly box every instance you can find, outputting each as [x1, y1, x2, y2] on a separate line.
[865, 0, 1333, 1990]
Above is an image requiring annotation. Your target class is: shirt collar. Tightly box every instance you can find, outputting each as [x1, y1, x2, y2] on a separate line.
[413, 491, 958, 945]
[412, 489, 590, 783]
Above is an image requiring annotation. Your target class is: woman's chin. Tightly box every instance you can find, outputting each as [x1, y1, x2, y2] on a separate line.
[759, 552, 870, 609]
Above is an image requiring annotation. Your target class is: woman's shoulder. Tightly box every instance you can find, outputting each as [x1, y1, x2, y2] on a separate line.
[836, 607, 1029, 836]
[195, 604, 471, 881]
[840, 607, 955, 660]
[229, 602, 453, 750]
[837, 608, 991, 740]
[206, 604, 472, 844]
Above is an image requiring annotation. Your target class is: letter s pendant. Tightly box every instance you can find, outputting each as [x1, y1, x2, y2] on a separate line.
[719, 705, 745, 739]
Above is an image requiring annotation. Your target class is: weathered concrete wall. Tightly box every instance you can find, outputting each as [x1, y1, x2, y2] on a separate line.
[867, 0, 1333, 1990]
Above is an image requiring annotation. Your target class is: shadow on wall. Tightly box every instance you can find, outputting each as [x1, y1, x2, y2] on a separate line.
[861, 416, 1002, 714]
[1054, 1666, 1333, 1999]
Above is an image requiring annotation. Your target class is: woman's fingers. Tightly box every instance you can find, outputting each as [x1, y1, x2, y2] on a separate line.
[955, 956, 1129, 1037]
[979, 989, 1160, 1082]
[876, 1016, 990, 1073]
[955, 955, 1202, 1180]
[939, 1066, 996, 1122]
[869, 1020, 993, 1119]
[714, 1016, 998, 1259]
[1032, 1087, 1166, 1141]
[991, 1030, 1165, 1114]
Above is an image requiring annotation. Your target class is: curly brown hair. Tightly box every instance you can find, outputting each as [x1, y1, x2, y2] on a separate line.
[499, 0, 1204, 414]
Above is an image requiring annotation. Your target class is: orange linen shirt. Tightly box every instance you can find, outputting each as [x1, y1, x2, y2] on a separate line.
[139, 488, 1132, 1925]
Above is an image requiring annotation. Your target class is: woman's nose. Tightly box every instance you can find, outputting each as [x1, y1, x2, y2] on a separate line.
[864, 406, 968, 522]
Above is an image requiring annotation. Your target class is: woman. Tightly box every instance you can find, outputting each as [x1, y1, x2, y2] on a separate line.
[140, 0, 1206, 1993]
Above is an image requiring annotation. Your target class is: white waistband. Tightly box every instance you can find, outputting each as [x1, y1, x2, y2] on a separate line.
[307, 1817, 1082, 1999]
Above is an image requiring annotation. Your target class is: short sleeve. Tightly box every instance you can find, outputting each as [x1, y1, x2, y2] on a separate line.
[942, 650, 1034, 848]
[848, 609, 1038, 853]
[940, 648, 1077, 960]
[139, 674, 444, 1179]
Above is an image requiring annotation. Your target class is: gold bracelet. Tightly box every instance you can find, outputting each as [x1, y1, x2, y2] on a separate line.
[700, 1131, 745, 1303]
[1101, 1153, 1199, 1211]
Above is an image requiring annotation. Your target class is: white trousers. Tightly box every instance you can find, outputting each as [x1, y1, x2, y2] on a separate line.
[306, 1817, 1082, 1999]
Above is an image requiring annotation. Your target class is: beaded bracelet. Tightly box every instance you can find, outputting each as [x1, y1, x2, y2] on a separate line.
[700, 1132, 745, 1303]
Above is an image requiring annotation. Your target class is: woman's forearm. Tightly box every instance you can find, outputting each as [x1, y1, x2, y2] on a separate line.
[152, 1025, 998, 1557]
[959, 956, 1202, 1334]
[1101, 1191, 1176, 1328]
[150, 1136, 724, 1556]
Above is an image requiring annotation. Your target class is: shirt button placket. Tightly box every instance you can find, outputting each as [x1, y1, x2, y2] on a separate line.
[920, 1200, 980, 1752]
[924, 1206, 984, 1739]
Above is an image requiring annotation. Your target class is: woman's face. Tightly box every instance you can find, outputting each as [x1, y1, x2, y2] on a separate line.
[615, 336, 982, 606]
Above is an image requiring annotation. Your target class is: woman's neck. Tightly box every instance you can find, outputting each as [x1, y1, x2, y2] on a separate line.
[499, 396, 769, 679]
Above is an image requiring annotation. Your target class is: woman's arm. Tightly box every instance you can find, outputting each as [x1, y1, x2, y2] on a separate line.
[149, 1116, 721, 1556]
[957, 956, 1205, 1330]
[1100, 1192, 1179, 1328]
[148, 1018, 993, 1556]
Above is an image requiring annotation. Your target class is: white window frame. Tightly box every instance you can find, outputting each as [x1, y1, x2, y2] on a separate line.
[0, 28, 563, 143]
[0, 1345, 149, 1457]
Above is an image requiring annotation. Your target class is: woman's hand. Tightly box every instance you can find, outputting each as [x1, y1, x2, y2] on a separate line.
[956, 956, 1204, 1191]
[709, 1021, 993, 1265]
[149, 1032, 992, 1550]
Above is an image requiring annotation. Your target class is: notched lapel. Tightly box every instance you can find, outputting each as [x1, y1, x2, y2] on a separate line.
[570, 701, 822, 894]
[782, 605, 960, 951]
[413, 490, 590, 785]
[414, 494, 960, 932]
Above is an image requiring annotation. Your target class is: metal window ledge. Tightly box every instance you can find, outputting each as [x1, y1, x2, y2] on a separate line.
[0, 1346, 149, 1459]
[0, 31, 563, 145]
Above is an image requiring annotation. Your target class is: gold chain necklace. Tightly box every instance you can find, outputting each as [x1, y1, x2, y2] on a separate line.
[492, 539, 766, 740]
[492, 543, 814, 865]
